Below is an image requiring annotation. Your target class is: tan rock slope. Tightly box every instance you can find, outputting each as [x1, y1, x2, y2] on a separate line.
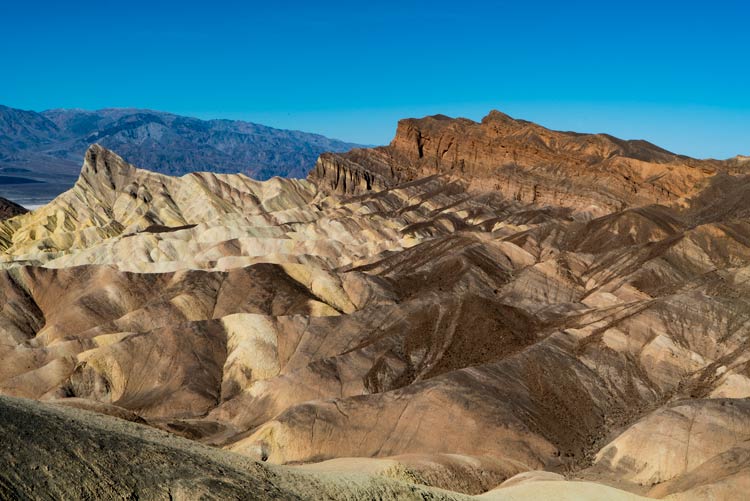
[1, 111, 749, 500]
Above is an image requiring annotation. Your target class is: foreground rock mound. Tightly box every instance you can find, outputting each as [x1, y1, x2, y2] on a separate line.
[1, 112, 749, 500]
[0, 394, 464, 500]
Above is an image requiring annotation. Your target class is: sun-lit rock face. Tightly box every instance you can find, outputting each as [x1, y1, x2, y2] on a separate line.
[594, 399, 750, 486]
[1, 112, 750, 501]
[310, 110, 729, 214]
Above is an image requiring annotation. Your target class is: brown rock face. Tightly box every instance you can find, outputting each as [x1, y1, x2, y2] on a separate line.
[310, 111, 728, 215]
[0, 197, 27, 220]
[1, 120, 750, 500]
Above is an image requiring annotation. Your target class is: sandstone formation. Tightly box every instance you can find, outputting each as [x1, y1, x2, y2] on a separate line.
[310, 111, 729, 214]
[1, 111, 749, 500]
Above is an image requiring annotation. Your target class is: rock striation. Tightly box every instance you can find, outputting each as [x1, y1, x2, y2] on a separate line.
[310, 111, 733, 216]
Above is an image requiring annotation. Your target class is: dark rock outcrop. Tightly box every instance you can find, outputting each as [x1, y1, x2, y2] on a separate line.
[0, 197, 27, 220]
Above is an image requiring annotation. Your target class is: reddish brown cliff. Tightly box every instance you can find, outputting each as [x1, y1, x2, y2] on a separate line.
[311, 110, 730, 214]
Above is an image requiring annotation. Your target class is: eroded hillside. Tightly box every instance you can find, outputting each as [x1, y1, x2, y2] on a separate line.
[1, 112, 750, 500]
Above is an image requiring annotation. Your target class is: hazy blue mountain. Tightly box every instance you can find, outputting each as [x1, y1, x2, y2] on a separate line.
[0, 105, 362, 206]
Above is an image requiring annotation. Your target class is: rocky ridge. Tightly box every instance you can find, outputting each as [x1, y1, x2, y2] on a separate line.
[311, 110, 735, 216]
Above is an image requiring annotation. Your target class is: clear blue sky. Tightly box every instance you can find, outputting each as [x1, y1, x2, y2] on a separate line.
[1, 0, 748, 158]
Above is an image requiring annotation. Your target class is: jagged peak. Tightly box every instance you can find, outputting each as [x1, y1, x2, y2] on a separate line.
[80, 144, 137, 188]
[83, 143, 133, 169]
[481, 109, 516, 124]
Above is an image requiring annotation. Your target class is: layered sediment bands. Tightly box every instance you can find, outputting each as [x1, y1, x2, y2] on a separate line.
[1, 120, 750, 500]
[310, 110, 730, 215]
[0, 144, 319, 261]
[312, 151, 393, 195]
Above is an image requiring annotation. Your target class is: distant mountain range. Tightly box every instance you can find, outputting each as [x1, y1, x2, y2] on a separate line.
[0, 104, 362, 206]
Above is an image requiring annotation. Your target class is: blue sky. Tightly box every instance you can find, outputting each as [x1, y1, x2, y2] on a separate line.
[1, 1, 748, 157]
